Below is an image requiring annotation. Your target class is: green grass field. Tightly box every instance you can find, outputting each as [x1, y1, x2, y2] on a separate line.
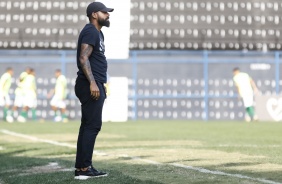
[0, 120, 282, 184]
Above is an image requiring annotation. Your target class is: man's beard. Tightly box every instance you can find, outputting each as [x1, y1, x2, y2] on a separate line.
[98, 17, 110, 27]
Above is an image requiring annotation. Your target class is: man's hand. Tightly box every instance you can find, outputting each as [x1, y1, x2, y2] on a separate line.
[90, 81, 100, 100]
[47, 89, 55, 99]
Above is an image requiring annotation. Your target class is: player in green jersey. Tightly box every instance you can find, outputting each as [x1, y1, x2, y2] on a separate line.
[13, 67, 31, 116]
[48, 69, 68, 122]
[16, 68, 37, 122]
[0, 68, 14, 122]
[233, 67, 259, 122]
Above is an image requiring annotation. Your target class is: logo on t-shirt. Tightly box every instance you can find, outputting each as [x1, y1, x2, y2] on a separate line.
[99, 41, 105, 52]
[99, 34, 105, 53]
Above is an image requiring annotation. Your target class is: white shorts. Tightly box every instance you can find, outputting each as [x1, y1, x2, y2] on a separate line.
[0, 93, 11, 106]
[24, 95, 37, 108]
[14, 93, 25, 107]
[50, 95, 66, 109]
[14, 94, 37, 108]
[242, 94, 254, 108]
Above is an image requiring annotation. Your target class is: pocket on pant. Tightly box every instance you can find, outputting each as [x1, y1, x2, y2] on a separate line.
[97, 82, 106, 100]
[75, 79, 91, 104]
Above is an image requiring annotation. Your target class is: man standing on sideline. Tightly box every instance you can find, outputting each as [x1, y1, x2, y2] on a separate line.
[74, 2, 113, 180]
[48, 69, 68, 122]
[0, 67, 14, 122]
[233, 67, 259, 122]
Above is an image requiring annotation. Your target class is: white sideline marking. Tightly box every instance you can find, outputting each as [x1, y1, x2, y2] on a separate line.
[1, 129, 281, 184]
[0, 129, 105, 155]
[170, 163, 282, 184]
[1, 129, 76, 148]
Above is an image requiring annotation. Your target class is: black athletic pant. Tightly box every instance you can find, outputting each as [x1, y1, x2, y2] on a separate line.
[74, 77, 106, 168]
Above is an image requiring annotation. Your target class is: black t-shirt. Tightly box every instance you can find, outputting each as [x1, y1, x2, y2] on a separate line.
[76, 23, 107, 83]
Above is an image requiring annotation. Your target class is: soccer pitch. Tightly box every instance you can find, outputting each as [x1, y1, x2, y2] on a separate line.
[0, 120, 281, 184]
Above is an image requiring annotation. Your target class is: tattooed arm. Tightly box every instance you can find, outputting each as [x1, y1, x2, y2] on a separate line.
[79, 43, 100, 100]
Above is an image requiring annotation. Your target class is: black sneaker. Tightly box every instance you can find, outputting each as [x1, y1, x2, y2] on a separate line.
[74, 166, 108, 180]
[74, 169, 80, 177]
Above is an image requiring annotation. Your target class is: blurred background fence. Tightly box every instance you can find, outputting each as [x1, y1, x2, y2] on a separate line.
[1, 0, 282, 121]
[0, 50, 281, 121]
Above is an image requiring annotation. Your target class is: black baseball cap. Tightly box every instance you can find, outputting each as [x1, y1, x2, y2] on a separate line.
[86, 2, 114, 17]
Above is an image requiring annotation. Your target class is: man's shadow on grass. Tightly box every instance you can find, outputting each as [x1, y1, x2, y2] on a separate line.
[0, 153, 164, 184]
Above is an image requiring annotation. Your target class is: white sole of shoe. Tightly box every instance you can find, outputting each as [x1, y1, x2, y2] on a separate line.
[74, 174, 108, 180]
[74, 175, 91, 180]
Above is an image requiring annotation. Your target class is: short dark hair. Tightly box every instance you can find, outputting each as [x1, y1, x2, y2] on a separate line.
[29, 68, 35, 73]
[25, 67, 31, 72]
[233, 67, 240, 72]
[55, 69, 61, 73]
[6, 67, 12, 71]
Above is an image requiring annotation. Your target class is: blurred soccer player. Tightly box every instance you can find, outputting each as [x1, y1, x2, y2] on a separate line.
[13, 67, 31, 120]
[48, 69, 68, 123]
[74, 1, 113, 180]
[16, 68, 37, 122]
[233, 67, 259, 122]
[0, 67, 14, 122]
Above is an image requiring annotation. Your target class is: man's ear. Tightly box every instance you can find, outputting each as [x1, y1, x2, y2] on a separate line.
[92, 12, 97, 19]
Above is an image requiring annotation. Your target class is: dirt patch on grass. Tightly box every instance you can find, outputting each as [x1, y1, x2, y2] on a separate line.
[101, 148, 281, 173]
[96, 140, 202, 148]
[35, 154, 76, 159]
[229, 163, 282, 172]
[19, 162, 72, 176]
